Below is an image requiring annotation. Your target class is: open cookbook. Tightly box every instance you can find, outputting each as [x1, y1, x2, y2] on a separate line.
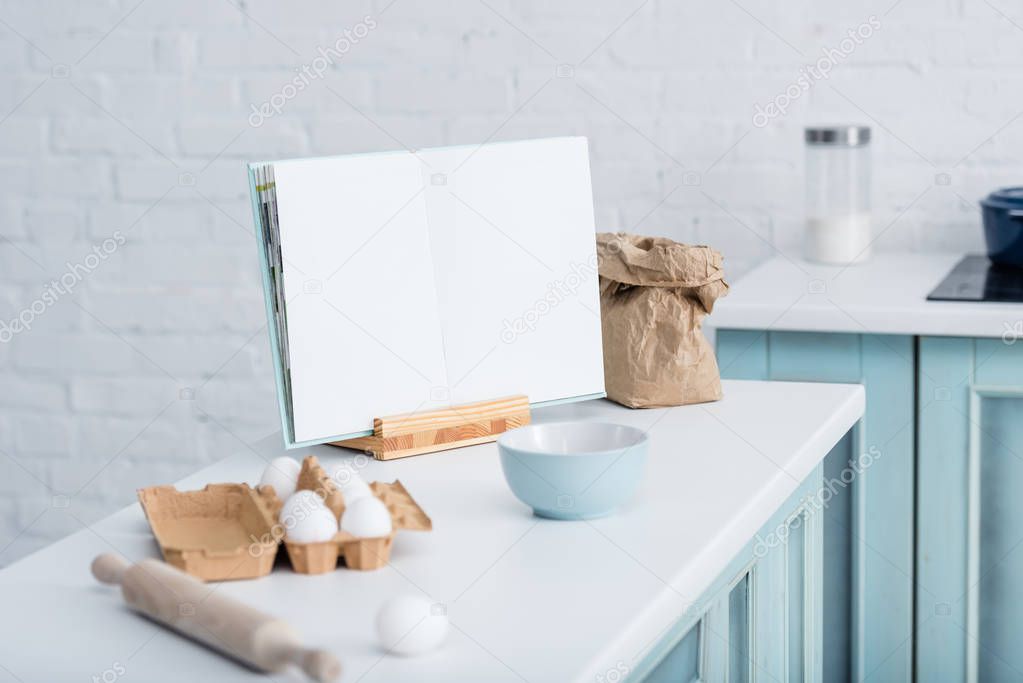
[248, 137, 606, 447]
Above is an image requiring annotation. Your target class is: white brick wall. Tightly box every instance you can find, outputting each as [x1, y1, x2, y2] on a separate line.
[0, 0, 1020, 563]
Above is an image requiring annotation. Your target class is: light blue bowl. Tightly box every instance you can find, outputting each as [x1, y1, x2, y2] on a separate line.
[497, 421, 649, 520]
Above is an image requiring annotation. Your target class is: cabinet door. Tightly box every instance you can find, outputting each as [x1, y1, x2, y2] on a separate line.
[716, 330, 915, 682]
[917, 337, 1023, 681]
[637, 463, 824, 683]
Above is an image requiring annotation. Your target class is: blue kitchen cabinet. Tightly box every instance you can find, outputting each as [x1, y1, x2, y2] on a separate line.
[917, 336, 1023, 682]
[715, 330, 915, 683]
[637, 462, 826, 683]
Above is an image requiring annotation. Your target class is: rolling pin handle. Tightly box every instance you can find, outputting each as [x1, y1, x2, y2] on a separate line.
[91, 553, 130, 585]
[288, 647, 342, 682]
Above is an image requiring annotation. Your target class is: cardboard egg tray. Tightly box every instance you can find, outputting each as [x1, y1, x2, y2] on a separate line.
[137, 456, 431, 581]
[137, 483, 281, 582]
[258, 455, 432, 574]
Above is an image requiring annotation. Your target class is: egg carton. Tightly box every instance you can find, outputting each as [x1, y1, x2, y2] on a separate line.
[257, 456, 432, 574]
[137, 483, 281, 582]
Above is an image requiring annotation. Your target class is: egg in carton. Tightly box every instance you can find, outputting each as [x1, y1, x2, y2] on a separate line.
[257, 456, 431, 573]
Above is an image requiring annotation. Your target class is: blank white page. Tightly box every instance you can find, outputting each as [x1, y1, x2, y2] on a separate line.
[274, 154, 449, 444]
[420, 138, 605, 405]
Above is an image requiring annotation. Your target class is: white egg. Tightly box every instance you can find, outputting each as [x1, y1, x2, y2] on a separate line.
[259, 457, 301, 500]
[376, 594, 449, 656]
[334, 470, 372, 504]
[285, 506, 338, 544]
[340, 496, 393, 538]
[280, 490, 328, 528]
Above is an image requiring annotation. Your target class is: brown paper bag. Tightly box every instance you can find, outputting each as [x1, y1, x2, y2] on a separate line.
[596, 233, 729, 408]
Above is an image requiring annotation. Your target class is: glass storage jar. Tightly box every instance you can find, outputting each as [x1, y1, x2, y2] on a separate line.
[804, 125, 872, 264]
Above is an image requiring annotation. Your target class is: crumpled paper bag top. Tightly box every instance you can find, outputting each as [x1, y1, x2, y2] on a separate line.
[596, 233, 728, 312]
[596, 232, 729, 408]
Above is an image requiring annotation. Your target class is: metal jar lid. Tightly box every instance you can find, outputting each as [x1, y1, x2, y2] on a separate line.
[805, 125, 871, 147]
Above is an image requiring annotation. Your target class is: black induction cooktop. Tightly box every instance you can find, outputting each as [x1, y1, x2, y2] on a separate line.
[928, 255, 1023, 303]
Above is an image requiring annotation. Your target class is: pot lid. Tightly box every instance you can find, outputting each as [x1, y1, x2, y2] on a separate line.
[983, 187, 1023, 207]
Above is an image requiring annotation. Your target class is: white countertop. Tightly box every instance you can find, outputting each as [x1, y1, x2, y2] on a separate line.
[0, 380, 863, 683]
[710, 253, 1023, 339]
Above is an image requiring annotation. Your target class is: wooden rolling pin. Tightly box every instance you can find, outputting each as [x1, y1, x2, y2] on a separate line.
[92, 554, 341, 682]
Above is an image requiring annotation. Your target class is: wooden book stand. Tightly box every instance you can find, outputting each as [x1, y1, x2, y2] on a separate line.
[332, 395, 531, 460]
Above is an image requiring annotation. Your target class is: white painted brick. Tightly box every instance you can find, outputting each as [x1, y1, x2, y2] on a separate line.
[458, 26, 539, 70]
[0, 243, 50, 283]
[663, 70, 761, 120]
[590, 160, 664, 206]
[74, 458, 204, 502]
[0, 283, 84, 335]
[693, 210, 781, 265]
[0, 375, 66, 411]
[445, 113, 582, 149]
[192, 160, 251, 201]
[194, 378, 278, 426]
[89, 243, 253, 286]
[71, 376, 178, 415]
[72, 410, 201, 475]
[11, 332, 142, 374]
[309, 115, 447, 154]
[154, 32, 198, 72]
[0, 31, 27, 67]
[382, 0, 515, 30]
[508, 19, 631, 66]
[52, 117, 176, 158]
[960, 0, 1022, 21]
[124, 0, 244, 29]
[608, 22, 755, 69]
[113, 162, 179, 200]
[9, 76, 107, 118]
[24, 206, 85, 243]
[521, 0, 654, 23]
[374, 69, 511, 115]
[82, 287, 263, 333]
[239, 70, 374, 116]
[198, 30, 319, 69]
[698, 162, 802, 213]
[0, 202, 25, 239]
[324, 27, 451, 70]
[239, 0, 375, 29]
[13, 413, 72, 454]
[38, 33, 157, 73]
[209, 208, 261, 245]
[127, 334, 262, 379]
[0, 161, 111, 199]
[89, 201, 210, 243]
[177, 120, 306, 158]
[0, 118, 46, 155]
[0, 0, 127, 50]
[105, 76, 239, 119]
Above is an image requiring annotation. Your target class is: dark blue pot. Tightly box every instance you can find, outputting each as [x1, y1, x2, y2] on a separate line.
[981, 188, 1023, 268]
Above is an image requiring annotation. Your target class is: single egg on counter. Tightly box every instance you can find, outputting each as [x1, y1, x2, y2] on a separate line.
[340, 496, 393, 538]
[285, 506, 338, 544]
[280, 490, 328, 528]
[259, 457, 301, 500]
[333, 470, 373, 504]
[376, 594, 449, 656]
